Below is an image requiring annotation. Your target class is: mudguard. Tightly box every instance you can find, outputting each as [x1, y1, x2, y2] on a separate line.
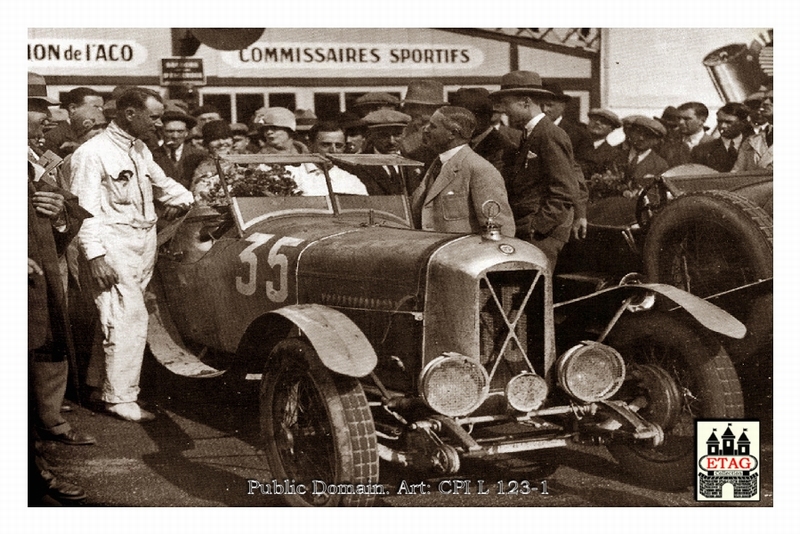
[269, 304, 377, 378]
[555, 282, 747, 339]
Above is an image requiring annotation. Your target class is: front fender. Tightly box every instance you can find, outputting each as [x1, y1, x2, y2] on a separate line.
[555, 283, 746, 339]
[269, 304, 377, 377]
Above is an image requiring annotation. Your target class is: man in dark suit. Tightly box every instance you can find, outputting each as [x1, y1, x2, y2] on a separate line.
[490, 71, 584, 267]
[621, 116, 670, 187]
[341, 109, 423, 196]
[581, 108, 625, 178]
[541, 83, 594, 167]
[691, 102, 753, 172]
[28, 74, 95, 504]
[450, 87, 517, 177]
[152, 104, 207, 188]
[410, 106, 515, 236]
[43, 86, 104, 157]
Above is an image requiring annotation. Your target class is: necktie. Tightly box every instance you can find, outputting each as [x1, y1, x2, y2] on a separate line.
[170, 147, 179, 162]
[728, 140, 738, 160]
[425, 158, 443, 193]
[765, 126, 773, 147]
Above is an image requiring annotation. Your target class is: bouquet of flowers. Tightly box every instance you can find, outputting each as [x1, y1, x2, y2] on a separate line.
[586, 166, 641, 201]
[197, 163, 300, 207]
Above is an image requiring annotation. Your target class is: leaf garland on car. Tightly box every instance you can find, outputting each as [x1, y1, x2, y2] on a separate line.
[586, 165, 641, 201]
[194, 162, 301, 207]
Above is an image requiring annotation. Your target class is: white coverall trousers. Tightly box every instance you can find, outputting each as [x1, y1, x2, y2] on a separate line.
[87, 223, 156, 404]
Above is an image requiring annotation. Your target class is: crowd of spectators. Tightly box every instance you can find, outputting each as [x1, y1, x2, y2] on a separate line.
[27, 68, 772, 505]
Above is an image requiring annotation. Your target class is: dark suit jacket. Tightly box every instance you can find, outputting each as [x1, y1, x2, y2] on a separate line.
[558, 118, 594, 166]
[152, 143, 208, 189]
[337, 159, 423, 196]
[657, 137, 692, 168]
[690, 137, 739, 172]
[43, 121, 78, 158]
[472, 128, 517, 178]
[506, 116, 581, 242]
[580, 141, 626, 178]
[410, 145, 515, 236]
[625, 150, 670, 187]
[28, 165, 87, 353]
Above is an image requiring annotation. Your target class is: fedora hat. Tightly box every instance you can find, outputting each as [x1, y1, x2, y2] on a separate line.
[28, 72, 60, 105]
[490, 71, 555, 100]
[162, 102, 197, 129]
[654, 106, 681, 128]
[450, 87, 493, 116]
[403, 80, 446, 106]
[542, 83, 571, 103]
[294, 109, 317, 132]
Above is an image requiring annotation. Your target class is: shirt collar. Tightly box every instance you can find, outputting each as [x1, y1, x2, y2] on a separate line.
[524, 113, 546, 136]
[438, 143, 466, 165]
[685, 128, 706, 147]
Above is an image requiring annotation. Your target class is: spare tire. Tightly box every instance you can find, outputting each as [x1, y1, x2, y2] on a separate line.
[643, 190, 772, 298]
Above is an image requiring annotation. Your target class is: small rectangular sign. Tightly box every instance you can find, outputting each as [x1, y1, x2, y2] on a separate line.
[160, 57, 205, 86]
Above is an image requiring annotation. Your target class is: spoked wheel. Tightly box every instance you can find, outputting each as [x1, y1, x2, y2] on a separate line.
[605, 312, 743, 490]
[260, 339, 379, 506]
[643, 190, 772, 298]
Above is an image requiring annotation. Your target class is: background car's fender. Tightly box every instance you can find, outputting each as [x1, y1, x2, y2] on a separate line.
[268, 304, 377, 378]
[554, 282, 746, 339]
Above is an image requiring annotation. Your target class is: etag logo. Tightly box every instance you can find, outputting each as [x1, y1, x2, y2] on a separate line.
[696, 420, 760, 501]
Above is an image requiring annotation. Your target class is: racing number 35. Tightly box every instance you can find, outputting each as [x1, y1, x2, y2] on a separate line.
[236, 233, 304, 302]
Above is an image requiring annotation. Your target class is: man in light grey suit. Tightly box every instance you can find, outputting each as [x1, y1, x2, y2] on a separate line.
[411, 106, 515, 237]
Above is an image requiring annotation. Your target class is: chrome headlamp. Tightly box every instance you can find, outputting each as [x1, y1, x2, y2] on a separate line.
[557, 342, 626, 403]
[419, 352, 489, 417]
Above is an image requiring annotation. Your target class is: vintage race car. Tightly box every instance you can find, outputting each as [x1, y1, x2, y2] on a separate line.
[149, 153, 746, 506]
[558, 166, 773, 366]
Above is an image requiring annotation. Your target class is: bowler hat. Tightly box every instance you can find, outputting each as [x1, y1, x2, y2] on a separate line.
[624, 115, 666, 138]
[450, 87, 493, 116]
[490, 71, 555, 100]
[28, 72, 60, 105]
[253, 107, 296, 132]
[354, 92, 400, 109]
[654, 106, 681, 128]
[162, 103, 197, 129]
[363, 109, 412, 128]
[403, 80, 446, 106]
[542, 83, 571, 103]
[202, 120, 233, 145]
[588, 108, 622, 129]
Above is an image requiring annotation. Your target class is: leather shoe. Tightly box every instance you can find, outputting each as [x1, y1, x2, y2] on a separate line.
[105, 402, 155, 422]
[40, 469, 87, 504]
[40, 428, 97, 446]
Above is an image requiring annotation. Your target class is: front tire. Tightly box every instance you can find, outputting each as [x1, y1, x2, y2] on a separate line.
[260, 339, 379, 506]
[605, 313, 744, 490]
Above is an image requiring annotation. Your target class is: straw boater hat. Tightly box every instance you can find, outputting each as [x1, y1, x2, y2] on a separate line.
[403, 80, 446, 106]
[489, 71, 556, 100]
[28, 72, 60, 105]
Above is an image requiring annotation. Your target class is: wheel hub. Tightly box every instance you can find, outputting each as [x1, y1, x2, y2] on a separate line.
[628, 364, 684, 430]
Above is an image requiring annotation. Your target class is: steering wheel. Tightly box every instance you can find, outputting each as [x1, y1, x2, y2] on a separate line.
[635, 177, 671, 229]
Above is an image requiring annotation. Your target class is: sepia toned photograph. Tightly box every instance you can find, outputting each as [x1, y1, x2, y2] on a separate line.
[21, 17, 781, 518]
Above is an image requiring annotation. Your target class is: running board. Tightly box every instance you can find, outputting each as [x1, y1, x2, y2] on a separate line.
[145, 283, 226, 379]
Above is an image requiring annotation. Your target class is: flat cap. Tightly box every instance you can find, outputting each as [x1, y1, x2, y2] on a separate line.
[354, 92, 400, 108]
[623, 115, 666, 138]
[363, 109, 412, 128]
[588, 108, 622, 128]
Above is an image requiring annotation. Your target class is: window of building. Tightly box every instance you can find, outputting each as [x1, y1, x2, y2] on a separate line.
[268, 93, 296, 111]
[313, 93, 341, 120]
[236, 93, 265, 125]
[201, 93, 232, 122]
